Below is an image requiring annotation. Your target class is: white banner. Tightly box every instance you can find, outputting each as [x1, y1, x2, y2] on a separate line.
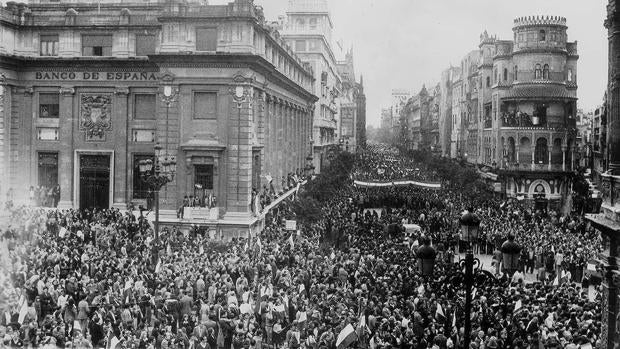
[353, 180, 441, 189]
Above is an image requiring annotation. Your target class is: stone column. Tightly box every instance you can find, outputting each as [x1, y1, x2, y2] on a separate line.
[0, 80, 5, 202]
[283, 103, 290, 178]
[276, 100, 283, 183]
[112, 87, 129, 209]
[263, 94, 271, 184]
[57, 86, 75, 209]
[562, 142, 567, 172]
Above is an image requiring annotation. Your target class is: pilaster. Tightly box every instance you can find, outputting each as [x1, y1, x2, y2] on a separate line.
[57, 86, 75, 209]
[112, 87, 129, 209]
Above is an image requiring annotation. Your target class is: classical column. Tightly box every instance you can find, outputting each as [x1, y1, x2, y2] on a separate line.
[276, 100, 283, 183]
[225, 85, 252, 215]
[562, 142, 567, 172]
[57, 86, 75, 209]
[112, 87, 129, 209]
[264, 94, 271, 184]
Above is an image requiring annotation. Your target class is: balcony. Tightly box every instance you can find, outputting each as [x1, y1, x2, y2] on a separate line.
[500, 113, 576, 130]
[503, 162, 570, 172]
[314, 118, 337, 130]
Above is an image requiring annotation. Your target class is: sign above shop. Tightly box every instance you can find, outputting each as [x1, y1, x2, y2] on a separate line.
[35, 71, 158, 81]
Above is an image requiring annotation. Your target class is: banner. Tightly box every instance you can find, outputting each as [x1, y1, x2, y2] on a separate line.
[353, 180, 441, 189]
[285, 220, 297, 231]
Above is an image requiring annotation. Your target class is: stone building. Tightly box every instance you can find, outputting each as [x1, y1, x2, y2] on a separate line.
[336, 48, 366, 151]
[281, 0, 341, 172]
[438, 66, 460, 157]
[420, 84, 441, 153]
[0, 0, 317, 234]
[488, 16, 579, 211]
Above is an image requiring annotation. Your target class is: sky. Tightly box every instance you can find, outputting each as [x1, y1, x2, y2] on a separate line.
[215, 0, 608, 127]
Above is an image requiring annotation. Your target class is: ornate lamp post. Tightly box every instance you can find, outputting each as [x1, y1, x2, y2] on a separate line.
[139, 83, 178, 266]
[459, 209, 481, 349]
[500, 234, 522, 276]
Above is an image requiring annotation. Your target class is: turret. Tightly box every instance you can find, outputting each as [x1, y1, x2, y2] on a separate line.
[512, 15, 568, 52]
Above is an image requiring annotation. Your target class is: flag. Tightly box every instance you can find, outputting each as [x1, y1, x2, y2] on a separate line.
[288, 234, 294, 249]
[297, 311, 307, 323]
[108, 335, 120, 349]
[330, 251, 336, 260]
[17, 297, 28, 324]
[435, 303, 446, 323]
[514, 299, 523, 315]
[155, 258, 162, 273]
[58, 227, 67, 238]
[336, 324, 357, 349]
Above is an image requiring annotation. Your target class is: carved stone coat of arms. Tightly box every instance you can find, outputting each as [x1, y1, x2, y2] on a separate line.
[80, 94, 112, 138]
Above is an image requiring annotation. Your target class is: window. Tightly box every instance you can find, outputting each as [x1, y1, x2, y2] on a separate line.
[195, 164, 214, 190]
[295, 40, 306, 51]
[486, 76, 490, 87]
[541, 65, 549, 80]
[514, 66, 518, 81]
[539, 30, 546, 42]
[534, 138, 548, 164]
[568, 69, 573, 82]
[38, 152, 58, 189]
[534, 64, 542, 79]
[196, 27, 217, 51]
[133, 154, 154, 199]
[39, 93, 59, 118]
[494, 68, 498, 83]
[193, 92, 217, 119]
[296, 18, 305, 28]
[134, 94, 156, 119]
[135, 34, 157, 56]
[309, 18, 317, 30]
[503, 68, 508, 81]
[82, 34, 113, 56]
[40, 34, 58, 56]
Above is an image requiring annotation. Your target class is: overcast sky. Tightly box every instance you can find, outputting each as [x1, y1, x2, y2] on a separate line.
[218, 0, 607, 126]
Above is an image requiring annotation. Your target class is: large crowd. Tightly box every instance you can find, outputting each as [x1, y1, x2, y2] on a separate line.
[0, 145, 603, 349]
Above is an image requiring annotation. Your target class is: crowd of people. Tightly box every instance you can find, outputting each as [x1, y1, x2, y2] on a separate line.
[0, 145, 602, 349]
[351, 145, 440, 183]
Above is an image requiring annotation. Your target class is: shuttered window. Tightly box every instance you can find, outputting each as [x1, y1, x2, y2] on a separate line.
[193, 92, 217, 119]
[196, 28, 217, 51]
[134, 94, 156, 119]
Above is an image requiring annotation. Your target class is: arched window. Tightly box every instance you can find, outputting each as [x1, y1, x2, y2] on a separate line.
[568, 69, 573, 82]
[494, 68, 498, 83]
[520, 137, 532, 164]
[507, 137, 516, 163]
[539, 30, 546, 42]
[514, 66, 518, 81]
[486, 76, 490, 87]
[535, 64, 542, 79]
[543, 64, 550, 79]
[535, 138, 548, 164]
[503, 68, 508, 81]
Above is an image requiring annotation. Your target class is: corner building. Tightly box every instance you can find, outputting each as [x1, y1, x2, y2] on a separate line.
[0, 0, 317, 233]
[482, 16, 578, 211]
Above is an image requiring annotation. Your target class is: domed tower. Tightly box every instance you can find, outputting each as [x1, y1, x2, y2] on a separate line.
[492, 16, 578, 213]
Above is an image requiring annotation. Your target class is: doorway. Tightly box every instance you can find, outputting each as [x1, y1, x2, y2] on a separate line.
[79, 154, 111, 210]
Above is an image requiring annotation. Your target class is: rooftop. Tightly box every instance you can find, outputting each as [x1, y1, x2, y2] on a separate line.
[286, 0, 328, 14]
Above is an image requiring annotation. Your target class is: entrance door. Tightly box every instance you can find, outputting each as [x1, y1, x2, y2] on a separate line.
[79, 154, 110, 210]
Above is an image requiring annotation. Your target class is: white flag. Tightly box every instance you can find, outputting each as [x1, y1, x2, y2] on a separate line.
[288, 234, 294, 249]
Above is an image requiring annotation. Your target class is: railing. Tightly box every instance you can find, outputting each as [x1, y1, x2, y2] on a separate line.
[504, 163, 568, 172]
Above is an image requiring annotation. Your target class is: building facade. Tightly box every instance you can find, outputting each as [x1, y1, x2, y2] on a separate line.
[438, 67, 460, 157]
[0, 0, 317, 233]
[281, 0, 341, 172]
[336, 49, 366, 151]
[490, 16, 579, 211]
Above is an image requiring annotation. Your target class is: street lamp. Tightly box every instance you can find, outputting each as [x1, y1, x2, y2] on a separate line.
[459, 209, 481, 349]
[139, 82, 178, 268]
[413, 209, 497, 349]
[501, 234, 521, 276]
[139, 142, 177, 267]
